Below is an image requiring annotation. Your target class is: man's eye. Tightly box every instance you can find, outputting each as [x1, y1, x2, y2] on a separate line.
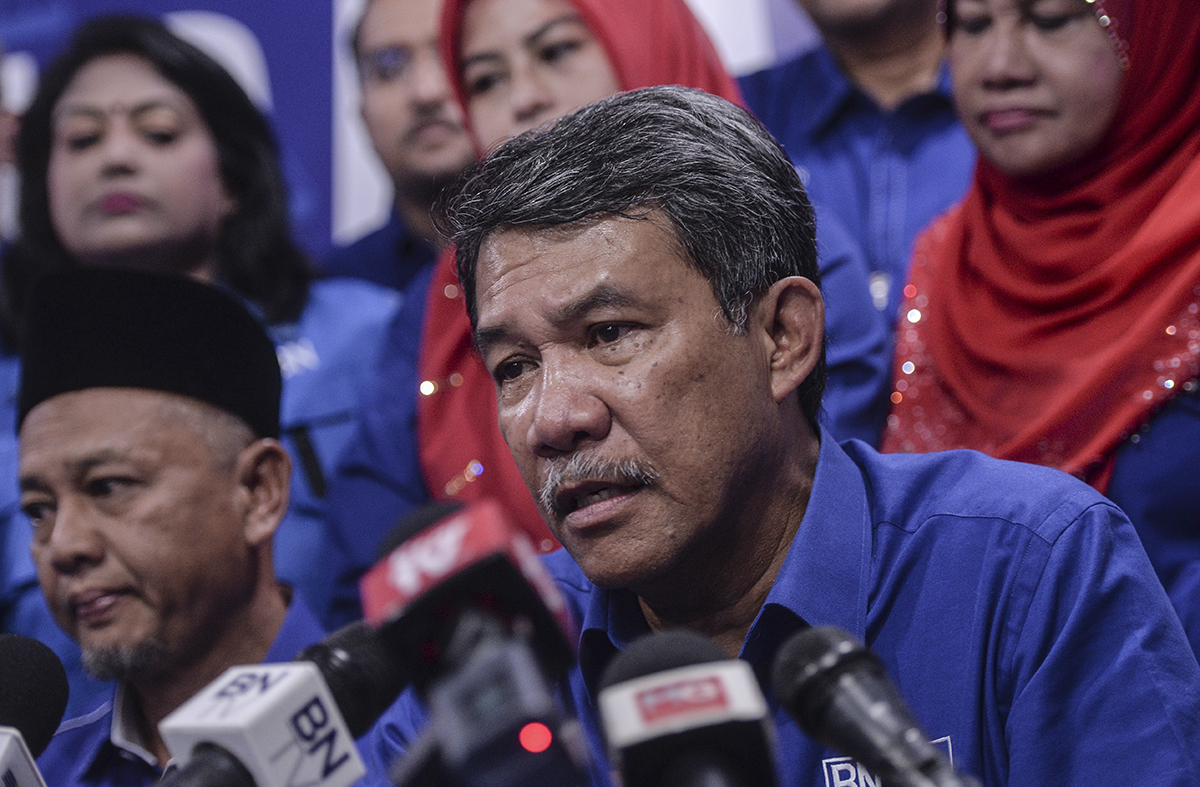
[495, 358, 530, 383]
[85, 477, 132, 497]
[954, 14, 990, 35]
[364, 46, 412, 82]
[591, 324, 628, 345]
[20, 501, 54, 529]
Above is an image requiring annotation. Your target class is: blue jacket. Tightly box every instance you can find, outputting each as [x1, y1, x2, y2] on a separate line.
[740, 47, 977, 320]
[362, 437, 1200, 786]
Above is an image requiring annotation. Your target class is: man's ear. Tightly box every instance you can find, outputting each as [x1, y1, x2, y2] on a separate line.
[235, 439, 291, 547]
[758, 276, 824, 404]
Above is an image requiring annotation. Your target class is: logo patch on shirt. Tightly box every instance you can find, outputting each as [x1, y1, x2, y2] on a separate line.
[277, 338, 320, 378]
[821, 736, 954, 787]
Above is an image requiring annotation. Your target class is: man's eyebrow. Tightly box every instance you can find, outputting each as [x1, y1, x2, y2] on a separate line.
[474, 284, 638, 357]
[18, 452, 129, 492]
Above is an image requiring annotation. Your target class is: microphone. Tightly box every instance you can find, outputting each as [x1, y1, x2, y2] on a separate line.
[158, 621, 408, 787]
[360, 498, 575, 692]
[0, 633, 70, 787]
[771, 626, 981, 787]
[598, 629, 779, 787]
[362, 499, 588, 787]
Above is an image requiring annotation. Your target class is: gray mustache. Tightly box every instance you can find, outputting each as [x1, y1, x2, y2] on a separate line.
[539, 454, 660, 516]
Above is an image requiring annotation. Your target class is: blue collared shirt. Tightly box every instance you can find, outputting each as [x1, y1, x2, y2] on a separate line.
[36, 592, 327, 787]
[363, 437, 1200, 786]
[740, 48, 977, 320]
[323, 212, 893, 629]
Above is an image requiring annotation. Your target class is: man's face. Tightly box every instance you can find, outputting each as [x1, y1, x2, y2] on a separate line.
[473, 215, 785, 594]
[358, 0, 475, 191]
[19, 388, 256, 680]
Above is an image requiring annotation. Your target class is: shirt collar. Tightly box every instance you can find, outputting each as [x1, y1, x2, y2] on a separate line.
[796, 47, 958, 138]
[569, 435, 872, 698]
[108, 682, 165, 770]
[77, 590, 327, 778]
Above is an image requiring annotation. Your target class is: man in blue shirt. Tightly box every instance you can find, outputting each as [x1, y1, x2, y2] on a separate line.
[17, 269, 326, 786]
[322, 0, 475, 294]
[364, 86, 1200, 786]
[740, 0, 975, 319]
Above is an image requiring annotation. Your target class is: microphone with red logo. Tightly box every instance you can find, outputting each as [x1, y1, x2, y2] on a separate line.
[360, 499, 588, 787]
[771, 626, 981, 787]
[598, 630, 779, 787]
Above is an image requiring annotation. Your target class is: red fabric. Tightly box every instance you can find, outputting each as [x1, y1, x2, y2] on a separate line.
[883, 2, 1200, 489]
[416, 0, 742, 548]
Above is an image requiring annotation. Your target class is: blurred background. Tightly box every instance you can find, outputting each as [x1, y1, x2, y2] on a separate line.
[0, 0, 819, 257]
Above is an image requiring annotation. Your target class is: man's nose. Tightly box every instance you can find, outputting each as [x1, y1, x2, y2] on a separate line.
[35, 501, 105, 576]
[523, 359, 612, 458]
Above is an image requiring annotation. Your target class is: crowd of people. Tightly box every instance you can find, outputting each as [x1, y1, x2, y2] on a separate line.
[0, 0, 1197, 785]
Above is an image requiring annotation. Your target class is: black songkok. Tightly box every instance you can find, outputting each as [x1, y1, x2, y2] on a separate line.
[17, 268, 281, 438]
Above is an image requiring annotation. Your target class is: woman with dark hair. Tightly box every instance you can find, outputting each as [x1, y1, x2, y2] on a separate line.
[885, 0, 1200, 655]
[5, 15, 397, 638]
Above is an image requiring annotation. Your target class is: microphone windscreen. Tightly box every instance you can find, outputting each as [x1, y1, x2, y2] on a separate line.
[375, 501, 466, 561]
[297, 621, 409, 738]
[0, 633, 70, 757]
[599, 629, 726, 690]
[771, 625, 873, 730]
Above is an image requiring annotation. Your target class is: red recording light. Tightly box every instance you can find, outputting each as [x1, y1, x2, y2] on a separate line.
[518, 722, 553, 753]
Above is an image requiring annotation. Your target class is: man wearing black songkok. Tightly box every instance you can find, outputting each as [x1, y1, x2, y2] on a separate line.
[17, 268, 326, 784]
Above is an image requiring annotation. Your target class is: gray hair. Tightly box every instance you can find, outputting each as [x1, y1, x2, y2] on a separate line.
[434, 85, 825, 429]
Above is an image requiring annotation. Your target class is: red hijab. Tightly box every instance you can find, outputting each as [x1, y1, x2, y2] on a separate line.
[883, 2, 1200, 489]
[415, 0, 743, 549]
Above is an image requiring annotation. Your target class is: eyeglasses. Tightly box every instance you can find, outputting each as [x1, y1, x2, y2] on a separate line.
[359, 45, 414, 83]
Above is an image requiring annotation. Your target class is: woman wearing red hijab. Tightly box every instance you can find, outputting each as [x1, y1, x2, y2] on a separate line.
[884, 0, 1200, 653]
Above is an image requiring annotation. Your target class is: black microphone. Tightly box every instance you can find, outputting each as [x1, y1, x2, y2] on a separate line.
[771, 626, 980, 787]
[361, 499, 588, 787]
[158, 620, 409, 787]
[598, 630, 779, 787]
[0, 633, 70, 786]
[0, 633, 70, 759]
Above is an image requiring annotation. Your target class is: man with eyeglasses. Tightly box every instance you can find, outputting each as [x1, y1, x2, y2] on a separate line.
[323, 0, 475, 291]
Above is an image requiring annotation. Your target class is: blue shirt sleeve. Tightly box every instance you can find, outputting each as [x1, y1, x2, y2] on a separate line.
[1000, 499, 1200, 786]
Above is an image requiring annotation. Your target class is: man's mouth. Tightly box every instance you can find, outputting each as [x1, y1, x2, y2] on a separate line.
[556, 482, 642, 517]
[540, 454, 660, 519]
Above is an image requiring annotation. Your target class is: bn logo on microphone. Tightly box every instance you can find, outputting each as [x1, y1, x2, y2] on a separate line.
[635, 676, 729, 723]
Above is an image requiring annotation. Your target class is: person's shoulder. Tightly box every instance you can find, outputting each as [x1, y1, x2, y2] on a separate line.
[285, 278, 401, 349]
[739, 48, 824, 99]
[37, 699, 113, 776]
[843, 440, 1119, 544]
